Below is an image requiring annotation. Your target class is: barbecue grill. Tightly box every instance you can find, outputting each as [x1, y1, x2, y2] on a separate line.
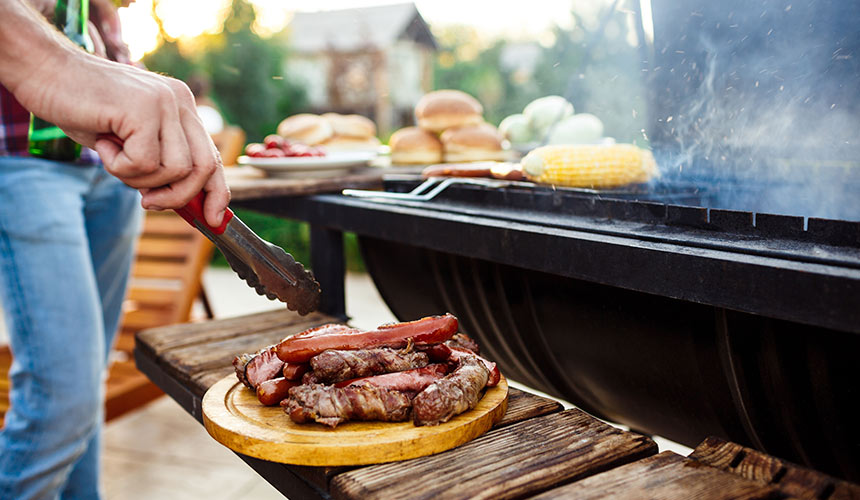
[240, 0, 860, 483]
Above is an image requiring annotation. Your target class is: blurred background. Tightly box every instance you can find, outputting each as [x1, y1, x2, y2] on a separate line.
[118, 0, 653, 269]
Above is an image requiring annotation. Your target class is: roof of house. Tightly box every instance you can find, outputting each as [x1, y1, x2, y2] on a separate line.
[288, 2, 437, 53]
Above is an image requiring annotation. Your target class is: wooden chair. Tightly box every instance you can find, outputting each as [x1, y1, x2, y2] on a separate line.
[1, 210, 215, 426]
[211, 126, 246, 167]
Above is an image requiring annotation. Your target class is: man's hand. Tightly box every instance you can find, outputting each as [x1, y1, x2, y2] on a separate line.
[0, 0, 230, 226]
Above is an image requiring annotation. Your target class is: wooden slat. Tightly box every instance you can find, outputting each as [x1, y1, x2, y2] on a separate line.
[288, 387, 566, 494]
[137, 309, 332, 358]
[135, 237, 196, 259]
[495, 388, 562, 428]
[126, 287, 182, 307]
[136, 310, 336, 397]
[132, 261, 190, 280]
[121, 308, 180, 333]
[142, 213, 196, 236]
[690, 437, 860, 500]
[531, 451, 783, 500]
[329, 408, 656, 500]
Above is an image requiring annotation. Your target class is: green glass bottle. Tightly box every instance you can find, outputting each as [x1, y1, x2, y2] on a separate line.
[28, 0, 93, 161]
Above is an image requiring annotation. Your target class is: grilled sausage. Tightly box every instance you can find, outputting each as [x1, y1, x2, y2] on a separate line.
[256, 377, 299, 406]
[276, 314, 458, 363]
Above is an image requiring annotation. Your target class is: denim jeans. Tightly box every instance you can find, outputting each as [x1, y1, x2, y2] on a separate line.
[0, 156, 141, 500]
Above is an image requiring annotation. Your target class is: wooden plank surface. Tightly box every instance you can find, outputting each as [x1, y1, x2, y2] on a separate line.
[329, 408, 656, 500]
[532, 451, 785, 500]
[690, 436, 860, 500]
[288, 386, 564, 493]
[137, 310, 336, 397]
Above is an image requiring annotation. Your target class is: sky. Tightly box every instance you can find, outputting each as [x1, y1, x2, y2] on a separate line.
[117, 0, 595, 60]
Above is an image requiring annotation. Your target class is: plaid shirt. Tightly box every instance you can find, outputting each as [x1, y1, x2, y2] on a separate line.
[0, 84, 99, 164]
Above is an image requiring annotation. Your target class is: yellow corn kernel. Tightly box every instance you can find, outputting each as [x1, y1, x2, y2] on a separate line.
[521, 144, 658, 188]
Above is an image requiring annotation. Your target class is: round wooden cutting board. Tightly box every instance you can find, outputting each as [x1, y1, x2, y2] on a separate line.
[202, 374, 508, 466]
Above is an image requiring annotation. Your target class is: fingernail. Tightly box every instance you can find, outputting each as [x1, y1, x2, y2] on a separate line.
[216, 209, 226, 226]
[147, 205, 164, 211]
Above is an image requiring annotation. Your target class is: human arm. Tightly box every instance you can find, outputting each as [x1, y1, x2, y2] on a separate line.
[0, 0, 229, 226]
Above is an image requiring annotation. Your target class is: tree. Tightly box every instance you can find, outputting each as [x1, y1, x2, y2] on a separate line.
[142, 0, 306, 142]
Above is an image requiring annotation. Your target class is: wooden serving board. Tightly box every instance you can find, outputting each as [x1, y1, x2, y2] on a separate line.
[202, 374, 508, 466]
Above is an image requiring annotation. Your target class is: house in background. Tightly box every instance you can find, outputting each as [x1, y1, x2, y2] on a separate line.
[285, 3, 437, 136]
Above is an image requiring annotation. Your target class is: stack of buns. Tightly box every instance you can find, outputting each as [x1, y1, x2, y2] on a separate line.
[390, 89, 508, 165]
[276, 113, 380, 152]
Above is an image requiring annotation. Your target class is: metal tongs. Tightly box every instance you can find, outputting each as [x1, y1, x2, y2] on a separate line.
[176, 192, 321, 315]
[343, 176, 520, 202]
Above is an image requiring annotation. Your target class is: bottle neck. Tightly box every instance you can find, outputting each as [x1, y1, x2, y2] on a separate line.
[55, 0, 93, 52]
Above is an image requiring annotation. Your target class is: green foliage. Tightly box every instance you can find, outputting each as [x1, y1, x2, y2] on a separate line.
[200, 0, 306, 142]
[433, 27, 531, 125]
[142, 0, 307, 143]
[142, 39, 195, 83]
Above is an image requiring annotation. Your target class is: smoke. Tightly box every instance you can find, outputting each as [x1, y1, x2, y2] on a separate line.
[649, 1, 860, 221]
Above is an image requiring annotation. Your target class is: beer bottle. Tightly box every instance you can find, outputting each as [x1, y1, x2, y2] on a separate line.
[28, 0, 93, 161]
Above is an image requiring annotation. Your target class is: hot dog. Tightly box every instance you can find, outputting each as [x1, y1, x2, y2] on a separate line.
[282, 362, 309, 381]
[276, 314, 458, 363]
[256, 377, 300, 406]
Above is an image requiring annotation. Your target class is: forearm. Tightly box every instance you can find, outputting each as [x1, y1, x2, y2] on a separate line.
[0, 0, 77, 99]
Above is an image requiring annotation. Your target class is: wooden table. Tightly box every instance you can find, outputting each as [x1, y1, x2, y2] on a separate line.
[135, 310, 860, 500]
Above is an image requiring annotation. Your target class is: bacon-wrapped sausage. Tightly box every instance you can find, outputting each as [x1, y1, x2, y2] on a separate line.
[413, 356, 490, 426]
[283, 383, 411, 427]
[309, 347, 429, 384]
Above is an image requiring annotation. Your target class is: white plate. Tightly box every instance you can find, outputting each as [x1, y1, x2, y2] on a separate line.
[238, 151, 376, 178]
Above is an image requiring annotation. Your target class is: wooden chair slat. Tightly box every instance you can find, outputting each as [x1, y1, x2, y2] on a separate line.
[142, 213, 196, 236]
[132, 261, 190, 280]
[135, 238, 196, 260]
[125, 287, 182, 307]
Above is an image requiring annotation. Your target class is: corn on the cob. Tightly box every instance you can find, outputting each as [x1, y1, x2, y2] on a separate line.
[521, 144, 658, 188]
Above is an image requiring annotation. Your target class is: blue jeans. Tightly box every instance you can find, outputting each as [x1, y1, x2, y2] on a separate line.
[0, 156, 141, 500]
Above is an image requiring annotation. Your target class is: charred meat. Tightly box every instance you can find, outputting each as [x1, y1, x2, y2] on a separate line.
[413, 356, 490, 426]
[336, 363, 449, 396]
[283, 383, 411, 428]
[446, 333, 480, 354]
[233, 344, 284, 389]
[309, 347, 429, 384]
